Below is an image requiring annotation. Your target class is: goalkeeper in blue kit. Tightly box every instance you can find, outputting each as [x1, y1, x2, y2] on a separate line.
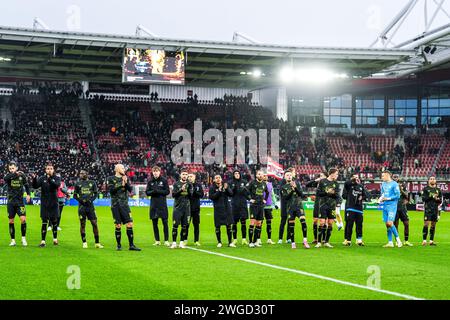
[378, 171, 403, 248]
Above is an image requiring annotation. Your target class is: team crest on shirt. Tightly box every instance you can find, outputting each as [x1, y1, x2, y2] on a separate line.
[159, 182, 163, 186]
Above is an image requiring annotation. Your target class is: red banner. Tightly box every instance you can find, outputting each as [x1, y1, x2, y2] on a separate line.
[266, 157, 284, 180]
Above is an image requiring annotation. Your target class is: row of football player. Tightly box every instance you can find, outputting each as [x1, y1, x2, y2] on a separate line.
[3, 162, 443, 249]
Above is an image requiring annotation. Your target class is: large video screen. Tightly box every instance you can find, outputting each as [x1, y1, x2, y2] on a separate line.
[122, 48, 185, 84]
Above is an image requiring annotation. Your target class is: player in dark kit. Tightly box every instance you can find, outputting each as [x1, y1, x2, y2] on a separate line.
[73, 170, 103, 249]
[305, 171, 327, 244]
[315, 168, 341, 248]
[145, 166, 170, 247]
[281, 171, 309, 249]
[342, 174, 370, 246]
[421, 176, 442, 246]
[229, 170, 249, 246]
[170, 168, 193, 249]
[246, 170, 269, 248]
[278, 167, 295, 244]
[32, 163, 61, 247]
[209, 174, 235, 248]
[107, 164, 141, 251]
[4, 162, 31, 247]
[186, 172, 204, 246]
[392, 174, 412, 246]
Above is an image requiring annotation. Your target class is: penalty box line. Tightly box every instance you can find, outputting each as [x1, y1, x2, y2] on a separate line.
[186, 247, 425, 301]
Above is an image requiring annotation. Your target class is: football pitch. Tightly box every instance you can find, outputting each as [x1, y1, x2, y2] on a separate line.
[0, 205, 449, 300]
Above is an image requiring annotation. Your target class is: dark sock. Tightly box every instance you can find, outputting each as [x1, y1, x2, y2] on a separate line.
[92, 222, 99, 244]
[9, 223, 15, 240]
[241, 220, 247, 239]
[162, 219, 169, 242]
[226, 225, 232, 244]
[404, 222, 409, 242]
[215, 227, 221, 243]
[279, 217, 286, 240]
[194, 222, 200, 242]
[249, 224, 255, 243]
[41, 223, 47, 241]
[326, 226, 333, 243]
[255, 225, 262, 242]
[181, 225, 188, 242]
[232, 223, 238, 240]
[115, 227, 122, 246]
[288, 221, 295, 243]
[313, 223, 318, 240]
[266, 220, 272, 239]
[422, 226, 428, 241]
[21, 222, 26, 237]
[52, 224, 58, 239]
[318, 225, 325, 243]
[300, 219, 307, 239]
[126, 227, 134, 246]
[152, 219, 160, 242]
[430, 226, 436, 241]
[172, 225, 178, 242]
[80, 220, 86, 243]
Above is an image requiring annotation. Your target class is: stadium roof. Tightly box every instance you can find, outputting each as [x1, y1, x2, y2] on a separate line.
[0, 26, 416, 88]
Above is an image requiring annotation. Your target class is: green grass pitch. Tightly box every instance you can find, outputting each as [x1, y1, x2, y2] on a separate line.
[0, 205, 449, 300]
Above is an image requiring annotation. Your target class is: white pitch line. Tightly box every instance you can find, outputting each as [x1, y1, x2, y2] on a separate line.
[186, 247, 425, 300]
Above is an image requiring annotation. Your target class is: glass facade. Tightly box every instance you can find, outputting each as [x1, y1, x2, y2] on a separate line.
[387, 98, 417, 126]
[421, 97, 450, 125]
[355, 96, 385, 126]
[323, 94, 352, 128]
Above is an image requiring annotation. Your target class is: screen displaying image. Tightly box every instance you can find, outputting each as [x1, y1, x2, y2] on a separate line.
[122, 48, 185, 84]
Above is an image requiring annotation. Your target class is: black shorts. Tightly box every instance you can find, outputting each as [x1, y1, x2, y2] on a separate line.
[264, 208, 273, 220]
[289, 208, 305, 220]
[79, 205, 97, 221]
[111, 204, 133, 224]
[40, 205, 59, 222]
[150, 207, 169, 220]
[232, 206, 249, 221]
[249, 205, 264, 221]
[173, 207, 190, 225]
[424, 210, 439, 222]
[395, 207, 409, 223]
[318, 204, 336, 220]
[7, 203, 26, 219]
[313, 201, 320, 219]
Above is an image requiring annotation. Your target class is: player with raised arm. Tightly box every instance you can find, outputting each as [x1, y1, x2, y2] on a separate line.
[32, 163, 61, 247]
[305, 171, 327, 244]
[281, 171, 309, 249]
[4, 162, 31, 247]
[107, 164, 141, 251]
[73, 169, 103, 249]
[315, 168, 341, 248]
[145, 166, 170, 246]
[342, 174, 370, 246]
[421, 176, 442, 246]
[379, 170, 402, 248]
